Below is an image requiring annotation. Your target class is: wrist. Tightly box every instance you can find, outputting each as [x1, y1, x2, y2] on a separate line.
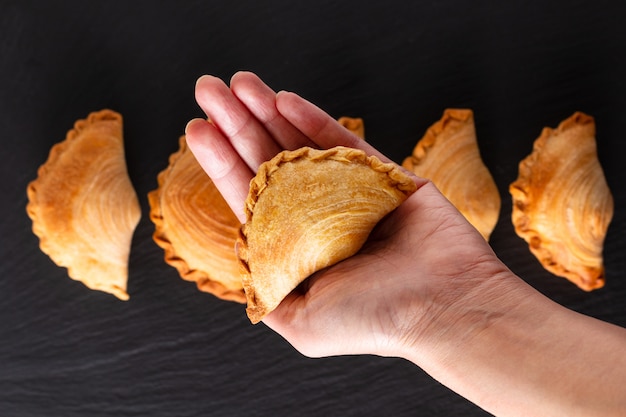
[392, 267, 626, 417]
[395, 266, 532, 367]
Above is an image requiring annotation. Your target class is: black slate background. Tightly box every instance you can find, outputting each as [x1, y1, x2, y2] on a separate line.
[2, 1, 625, 416]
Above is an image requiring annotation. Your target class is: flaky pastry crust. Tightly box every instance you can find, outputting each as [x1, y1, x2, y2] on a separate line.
[148, 135, 246, 303]
[238, 146, 417, 323]
[402, 109, 500, 240]
[26, 109, 141, 300]
[509, 112, 613, 291]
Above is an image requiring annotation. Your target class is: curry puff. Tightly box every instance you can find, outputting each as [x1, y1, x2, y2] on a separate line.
[147, 116, 364, 304]
[402, 109, 500, 241]
[510, 112, 614, 291]
[26, 110, 141, 300]
[238, 146, 417, 324]
[148, 136, 246, 303]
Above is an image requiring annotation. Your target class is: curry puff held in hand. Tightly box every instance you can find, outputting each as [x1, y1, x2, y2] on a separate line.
[26, 110, 141, 300]
[510, 112, 614, 291]
[238, 146, 418, 324]
[402, 109, 500, 241]
[148, 136, 245, 303]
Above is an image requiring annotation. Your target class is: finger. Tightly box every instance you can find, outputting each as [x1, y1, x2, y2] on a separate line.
[275, 90, 391, 163]
[195, 75, 282, 171]
[185, 118, 252, 223]
[230, 71, 317, 150]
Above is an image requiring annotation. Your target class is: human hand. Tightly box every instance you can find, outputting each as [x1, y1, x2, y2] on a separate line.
[185, 72, 391, 224]
[185, 72, 514, 359]
[187, 72, 626, 417]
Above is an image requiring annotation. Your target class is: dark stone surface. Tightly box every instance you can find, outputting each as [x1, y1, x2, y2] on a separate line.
[2, 1, 625, 415]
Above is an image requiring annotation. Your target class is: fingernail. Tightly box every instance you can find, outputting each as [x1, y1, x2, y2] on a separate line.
[195, 74, 217, 88]
[185, 118, 203, 134]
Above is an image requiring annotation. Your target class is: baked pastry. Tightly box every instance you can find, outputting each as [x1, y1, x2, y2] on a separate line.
[338, 116, 365, 139]
[26, 109, 141, 300]
[238, 146, 417, 323]
[147, 116, 365, 303]
[402, 109, 500, 240]
[510, 112, 613, 291]
[148, 135, 246, 303]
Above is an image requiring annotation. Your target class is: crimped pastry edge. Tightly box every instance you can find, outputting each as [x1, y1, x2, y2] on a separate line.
[238, 145, 418, 323]
[402, 108, 474, 169]
[508, 112, 607, 291]
[26, 109, 123, 227]
[25, 109, 133, 301]
[337, 116, 365, 139]
[147, 135, 246, 303]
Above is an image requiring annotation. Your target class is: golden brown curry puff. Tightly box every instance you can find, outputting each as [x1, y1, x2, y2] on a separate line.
[510, 112, 613, 291]
[148, 117, 367, 304]
[402, 109, 501, 241]
[148, 135, 246, 303]
[26, 109, 141, 300]
[238, 146, 417, 323]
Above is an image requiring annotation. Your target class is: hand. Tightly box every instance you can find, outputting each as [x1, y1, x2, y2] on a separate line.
[185, 72, 391, 224]
[186, 72, 626, 417]
[185, 72, 512, 358]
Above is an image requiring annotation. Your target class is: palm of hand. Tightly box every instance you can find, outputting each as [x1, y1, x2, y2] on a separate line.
[263, 179, 502, 358]
[186, 72, 503, 358]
